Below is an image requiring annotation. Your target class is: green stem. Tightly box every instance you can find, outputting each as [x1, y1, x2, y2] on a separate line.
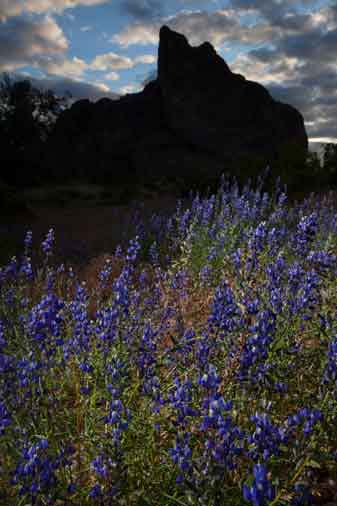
[270, 456, 310, 506]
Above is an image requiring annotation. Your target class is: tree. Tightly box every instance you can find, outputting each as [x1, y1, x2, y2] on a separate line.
[0, 73, 68, 185]
[322, 143, 337, 185]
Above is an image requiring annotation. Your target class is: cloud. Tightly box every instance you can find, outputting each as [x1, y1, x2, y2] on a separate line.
[26, 51, 155, 86]
[119, 83, 142, 94]
[118, 0, 164, 20]
[133, 54, 156, 64]
[0, 16, 68, 71]
[233, 3, 337, 142]
[104, 71, 120, 80]
[38, 56, 88, 79]
[108, 2, 337, 141]
[0, 0, 110, 20]
[90, 52, 134, 70]
[2, 0, 336, 140]
[112, 23, 159, 46]
[90, 52, 156, 71]
[80, 26, 93, 32]
[23, 74, 120, 101]
[112, 9, 279, 48]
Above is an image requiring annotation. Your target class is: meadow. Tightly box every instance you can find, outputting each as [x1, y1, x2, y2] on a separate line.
[0, 173, 336, 505]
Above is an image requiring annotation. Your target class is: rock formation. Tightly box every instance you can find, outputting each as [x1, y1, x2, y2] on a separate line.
[45, 25, 308, 185]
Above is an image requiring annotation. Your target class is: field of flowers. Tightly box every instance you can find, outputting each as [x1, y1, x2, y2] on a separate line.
[0, 174, 336, 506]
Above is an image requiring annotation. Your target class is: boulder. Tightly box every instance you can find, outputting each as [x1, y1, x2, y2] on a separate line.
[45, 25, 308, 185]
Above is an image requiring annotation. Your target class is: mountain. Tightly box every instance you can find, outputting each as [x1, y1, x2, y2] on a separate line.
[45, 25, 308, 185]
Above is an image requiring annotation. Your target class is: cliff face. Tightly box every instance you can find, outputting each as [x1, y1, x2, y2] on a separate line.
[45, 25, 308, 184]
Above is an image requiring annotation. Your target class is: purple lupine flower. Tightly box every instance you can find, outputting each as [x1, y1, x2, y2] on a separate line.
[149, 241, 160, 266]
[89, 483, 103, 498]
[243, 464, 275, 506]
[238, 310, 276, 386]
[208, 280, 241, 337]
[91, 455, 109, 478]
[21, 260, 34, 281]
[126, 235, 141, 264]
[291, 483, 314, 505]
[64, 282, 91, 359]
[168, 433, 193, 474]
[199, 264, 213, 286]
[12, 438, 72, 502]
[98, 257, 113, 289]
[295, 213, 318, 255]
[247, 412, 288, 461]
[168, 377, 198, 427]
[252, 221, 268, 253]
[0, 400, 11, 435]
[24, 230, 33, 252]
[323, 331, 337, 386]
[199, 363, 221, 390]
[26, 292, 65, 354]
[286, 408, 322, 438]
[307, 250, 337, 273]
[41, 228, 55, 256]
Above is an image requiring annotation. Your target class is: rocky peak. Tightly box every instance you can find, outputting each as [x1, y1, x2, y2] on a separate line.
[158, 25, 231, 87]
[45, 25, 308, 187]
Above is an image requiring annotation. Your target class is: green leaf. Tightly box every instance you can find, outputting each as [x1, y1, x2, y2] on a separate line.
[306, 459, 321, 469]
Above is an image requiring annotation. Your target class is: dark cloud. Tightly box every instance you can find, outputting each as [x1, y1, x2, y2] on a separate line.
[0, 16, 67, 71]
[236, 2, 337, 141]
[249, 47, 277, 63]
[277, 28, 337, 62]
[119, 0, 164, 20]
[0, 0, 109, 21]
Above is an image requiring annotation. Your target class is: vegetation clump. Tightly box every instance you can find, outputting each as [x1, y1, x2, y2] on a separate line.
[0, 175, 336, 505]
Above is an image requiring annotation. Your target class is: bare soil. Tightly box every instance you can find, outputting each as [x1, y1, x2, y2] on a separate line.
[0, 193, 180, 266]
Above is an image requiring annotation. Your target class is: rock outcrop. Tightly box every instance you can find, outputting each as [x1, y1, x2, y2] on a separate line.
[45, 25, 308, 185]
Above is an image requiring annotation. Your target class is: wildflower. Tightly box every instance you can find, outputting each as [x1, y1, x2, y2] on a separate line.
[243, 464, 275, 506]
[41, 228, 55, 256]
[323, 332, 337, 386]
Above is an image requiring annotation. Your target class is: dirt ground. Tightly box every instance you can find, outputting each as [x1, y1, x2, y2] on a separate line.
[0, 194, 181, 266]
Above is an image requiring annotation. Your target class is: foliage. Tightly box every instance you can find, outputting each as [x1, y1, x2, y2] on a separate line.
[0, 73, 67, 139]
[0, 174, 336, 505]
[0, 73, 68, 185]
[322, 144, 337, 185]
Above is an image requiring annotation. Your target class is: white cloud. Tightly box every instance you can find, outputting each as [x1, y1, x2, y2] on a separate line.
[309, 137, 337, 144]
[80, 26, 93, 32]
[112, 23, 159, 47]
[90, 52, 134, 70]
[37, 56, 88, 79]
[0, 16, 68, 71]
[104, 71, 120, 80]
[119, 83, 142, 94]
[0, 0, 110, 20]
[111, 9, 278, 49]
[134, 54, 156, 64]
[92, 81, 111, 92]
[89, 52, 156, 71]
[230, 53, 301, 85]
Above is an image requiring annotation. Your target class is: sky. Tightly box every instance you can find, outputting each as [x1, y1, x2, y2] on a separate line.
[0, 0, 337, 146]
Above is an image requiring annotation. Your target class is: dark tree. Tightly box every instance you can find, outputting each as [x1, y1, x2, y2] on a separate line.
[0, 73, 68, 186]
[322, 143, 337, 185]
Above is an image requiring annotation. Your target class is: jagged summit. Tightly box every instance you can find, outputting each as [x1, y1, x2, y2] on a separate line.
[45, 25, 308, 184]
[158, 24, 231, 85]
